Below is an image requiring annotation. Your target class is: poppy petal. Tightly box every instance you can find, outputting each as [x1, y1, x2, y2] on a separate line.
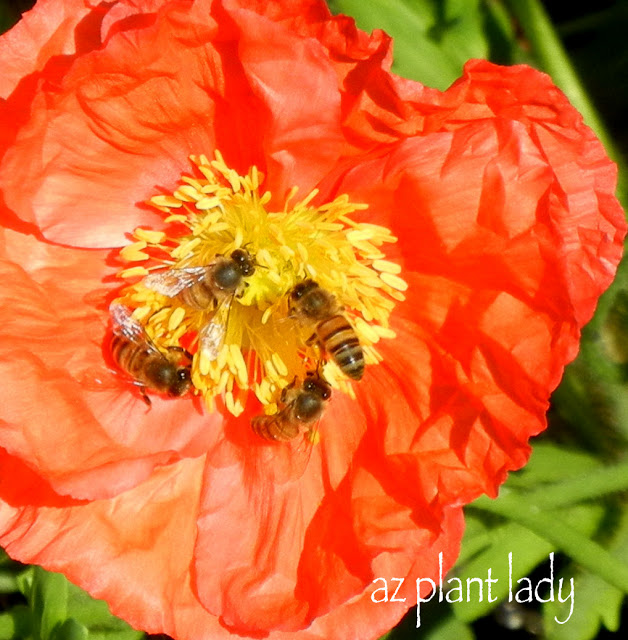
[0, 230, 220, 499]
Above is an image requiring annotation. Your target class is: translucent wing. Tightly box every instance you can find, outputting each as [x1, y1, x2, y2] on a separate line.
[199, 318, 227, 360]
[250, 413, 320, 482]
[143, 266, 210, 297]
[198, 298, 232, 360]
[110, 303, 144, 341]
[109, 303, 160, 355]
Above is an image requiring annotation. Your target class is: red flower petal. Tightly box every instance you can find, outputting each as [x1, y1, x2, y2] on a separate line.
[1, 0, 347, 248]
[0, 446, 464, 640]
[0, 455, 223, 637]
[0, 230, 221, 499]
[193, 393, 365, 632]
[0, 0, 93, 99]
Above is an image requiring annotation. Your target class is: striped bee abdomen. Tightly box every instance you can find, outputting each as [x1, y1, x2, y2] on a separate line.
[316, 315, 364, 380]
[178, 279, 217, 309]
[111, 335, 152, 378]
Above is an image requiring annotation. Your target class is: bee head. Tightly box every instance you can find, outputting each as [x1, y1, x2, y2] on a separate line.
[291, 279, 319, 300]
[214, 251, 253, 290]
[230, 249, 256, 277]
[303, 371, 332, 401]
[169, 366, 192, 397]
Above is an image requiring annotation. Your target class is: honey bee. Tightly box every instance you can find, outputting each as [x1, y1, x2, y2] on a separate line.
[109, 303, 192, 404]
[251, 371, 331, 441]
[142, 248, 256, 309]
[289, 279, 365, 380]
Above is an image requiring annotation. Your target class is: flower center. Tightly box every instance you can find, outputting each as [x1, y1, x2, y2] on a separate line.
[114, 152, 406, 416]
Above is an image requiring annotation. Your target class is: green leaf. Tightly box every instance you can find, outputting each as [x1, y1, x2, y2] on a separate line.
[382, 596, 475, 640]
[504, 442, 601, 488]
[419, 609, 475, 640]
[50, 619, 88, 640]
[542, 506, 628, 640]
[0, 570, 20, 594]
[0, 606, 32, 640]
[481, 0, 524, 65]
[64, 580, 143, 638]
[452, 521, 554, 621]
[471, 493, 628, 594]
[14, 566, 143, 640]
[23, 567, 68, 640]
[543, 567, 622, 640]
[329, 0, 488, 89]
[455, 487, 608, 622]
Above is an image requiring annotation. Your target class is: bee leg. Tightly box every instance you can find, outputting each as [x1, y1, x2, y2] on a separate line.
[305, 333, 317, 346]
[280, 376, 298, 403]
[138, 386, 152, 407]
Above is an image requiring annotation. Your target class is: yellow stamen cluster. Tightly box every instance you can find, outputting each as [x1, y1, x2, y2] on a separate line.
[114, 151, 406, 416]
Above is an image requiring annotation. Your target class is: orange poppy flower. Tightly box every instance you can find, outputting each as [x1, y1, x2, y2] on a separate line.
[0, 0, 624, 638]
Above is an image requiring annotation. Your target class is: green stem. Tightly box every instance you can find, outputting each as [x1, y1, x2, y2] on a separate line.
[529, 461, 628, 509]
[472, 493, 628, 593]
[505, 0, 628, 201]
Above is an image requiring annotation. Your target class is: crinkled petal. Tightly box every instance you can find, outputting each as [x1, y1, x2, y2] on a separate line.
[314, 60, 625, 505]
[0, 0, 93, 99]
[0, 445, 463, 640]
[0, 454, 225, 638]
[1, 0, 347, 248]
[221, 0, 346, 199]
[0, 230, 220, 499]
[193, 392, 365, 632]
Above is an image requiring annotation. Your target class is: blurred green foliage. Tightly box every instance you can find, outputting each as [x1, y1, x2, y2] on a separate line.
[0, 556, 143, 640]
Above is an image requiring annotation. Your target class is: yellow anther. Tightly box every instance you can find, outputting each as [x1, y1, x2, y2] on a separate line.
[353, 317, 381, 344]
[374, 325, 397, 339]
[120, 241, 149, 262]
[264, 358, 280, 380]
[196, 196, 221, 211]
[134, 229, 166, 244]
[229, 344, 249, 388]
[164, 214, 189, 224]
[114, 151, 403, 416]
[379, 272, 408, 291]
[372, 259, 402, 274]
[119, 266, 150, 279]
[150, 195, 183, 208]
[347, 228, 376, 242]
[168, 307, 186, 332]
[271, 353, 288, 377]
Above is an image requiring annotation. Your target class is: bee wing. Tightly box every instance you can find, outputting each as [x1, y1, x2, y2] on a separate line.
[252, 416, 319, 483]
[143, 266, 210, 297]
[199, 317, 227, 361]
[289, 415, 321, 478]
[109, 303, 162, 356]
[110, 303, 145, 341]
[199, 293, 236, 360]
